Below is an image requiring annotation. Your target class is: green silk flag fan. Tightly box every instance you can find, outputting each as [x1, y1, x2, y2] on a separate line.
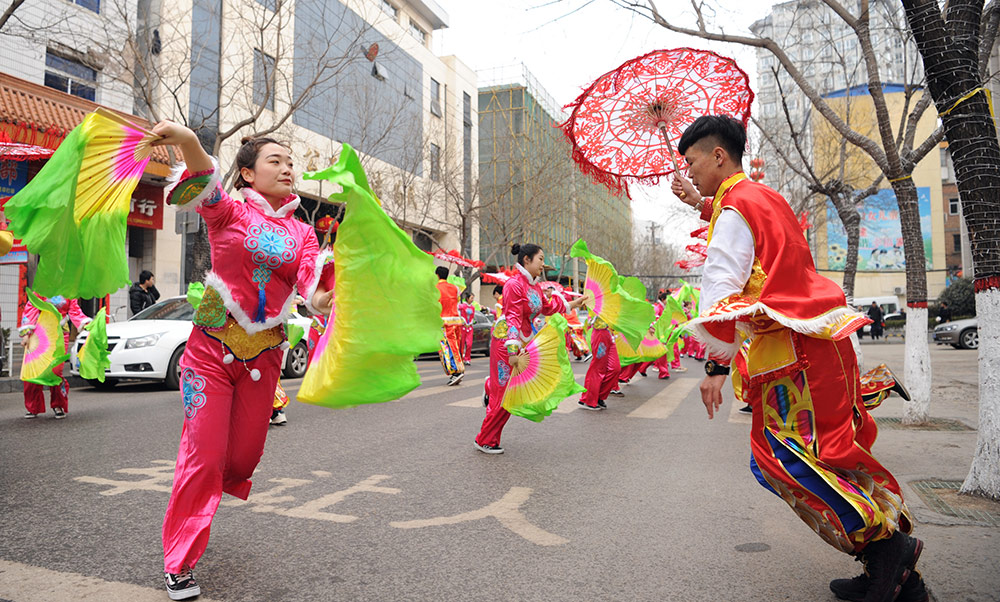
[5, 108, 159, 298]
[570, 239, 653, 348]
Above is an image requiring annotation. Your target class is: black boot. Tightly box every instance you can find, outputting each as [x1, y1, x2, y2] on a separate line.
[830, 568, 929, 602]
[860, 531, 923, 602]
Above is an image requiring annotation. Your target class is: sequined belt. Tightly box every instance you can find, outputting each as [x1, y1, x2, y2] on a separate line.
[202, 316, 285, 361]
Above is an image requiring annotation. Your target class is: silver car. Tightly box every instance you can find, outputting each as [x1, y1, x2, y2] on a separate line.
[932, 317, 978, 349]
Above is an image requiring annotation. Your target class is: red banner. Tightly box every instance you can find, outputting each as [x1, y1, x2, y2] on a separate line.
[128, 183, 164, 230]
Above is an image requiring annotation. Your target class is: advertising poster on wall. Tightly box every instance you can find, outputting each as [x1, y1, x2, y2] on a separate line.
[827, 187, 933, 271]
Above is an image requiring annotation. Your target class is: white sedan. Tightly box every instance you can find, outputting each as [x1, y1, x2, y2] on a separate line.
[70, 296, 312, 389]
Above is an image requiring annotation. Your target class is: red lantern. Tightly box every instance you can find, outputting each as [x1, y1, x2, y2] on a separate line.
[749, 157, 765, 169]
[316, 216, 336, 231]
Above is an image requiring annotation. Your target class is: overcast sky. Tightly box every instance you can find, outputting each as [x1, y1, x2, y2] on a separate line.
[434, 0, 777, 247]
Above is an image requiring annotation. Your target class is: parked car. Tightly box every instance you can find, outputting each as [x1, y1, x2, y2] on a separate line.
[861, 312, 903, 336]
[70, 296, 312, 389]
[933, 317, 978, 350]
[418, 311, 494, 360]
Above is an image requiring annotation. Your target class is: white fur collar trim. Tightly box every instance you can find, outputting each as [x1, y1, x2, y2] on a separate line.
[516, 263, 541, 285]
[203, 272, 296, 335]
[240, 188, 301, 219]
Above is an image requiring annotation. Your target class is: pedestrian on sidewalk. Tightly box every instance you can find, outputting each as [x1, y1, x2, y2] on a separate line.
[129, 270, 160, 316]
[150, 123, 334, 601]
[672, 115, 926, 602]
[475, 243, 585, 452]
[867, 302, 885, 340]
[19, 293, 91, 420]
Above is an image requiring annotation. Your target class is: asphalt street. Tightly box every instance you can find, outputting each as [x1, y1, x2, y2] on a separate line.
[1, 346, 997, 601]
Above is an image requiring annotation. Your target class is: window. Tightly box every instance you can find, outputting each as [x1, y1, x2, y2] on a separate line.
[430, 78, 442, 117]
[73, 0, 100, 13]
[953, 234, 962, 252]
[430, 143, 440, 181]
[949, 197, 960, 215]
[463, 92, 471, 126]
[254, 0, 277, 10]
[44, 51, 97, 101]
[409, 20, 426, 45]
[253, 49, 276, 110]
[380, 0, 398, 19]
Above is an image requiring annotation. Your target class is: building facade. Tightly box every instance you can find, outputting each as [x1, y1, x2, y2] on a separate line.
[0, 0, 178, 355]
[146, 0, 476, 283]
[477, 64, 633, 285]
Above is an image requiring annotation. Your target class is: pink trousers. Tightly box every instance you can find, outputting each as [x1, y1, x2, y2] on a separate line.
[580, 329, 620, 407]
[477, 337, 512, 447]
[461, 326, 473, 361]
[162, 327, 282, 573]
[24, 363, 68, 413]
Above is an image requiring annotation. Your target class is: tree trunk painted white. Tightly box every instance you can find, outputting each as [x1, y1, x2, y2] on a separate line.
[961, 289, 1000, 500]
[902, 307, 931, 424]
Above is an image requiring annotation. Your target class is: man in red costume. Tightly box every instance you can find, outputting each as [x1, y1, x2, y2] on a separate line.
[436, 266, 465, 386]
[672, 116, 926, 602]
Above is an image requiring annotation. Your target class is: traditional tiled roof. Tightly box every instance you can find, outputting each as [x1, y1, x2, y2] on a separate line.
[0, 71, 172, 176]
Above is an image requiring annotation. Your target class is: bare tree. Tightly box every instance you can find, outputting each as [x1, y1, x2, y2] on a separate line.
[0, 0, 26, 32]
[902, 0, 1000, 499]
[603, 0, 993, 423]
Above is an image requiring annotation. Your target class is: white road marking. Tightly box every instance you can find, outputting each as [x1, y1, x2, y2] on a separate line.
[0, 558, 222, 602]
[390, 486, 568, 546]
[448, 396, 485, 407]
[627, 377, 700, 419]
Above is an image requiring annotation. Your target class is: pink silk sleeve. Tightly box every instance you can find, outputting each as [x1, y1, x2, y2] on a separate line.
[19, 301, 40, 334]
[67, 299, 91, 329]
[196, 184, 241, 231]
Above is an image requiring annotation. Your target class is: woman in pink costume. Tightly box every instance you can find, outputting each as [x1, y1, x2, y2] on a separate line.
[19, 294, 90, 419]
[151, 123, 333, 601]
[457, 291, 476, 365]
[475, 243, 584, 454]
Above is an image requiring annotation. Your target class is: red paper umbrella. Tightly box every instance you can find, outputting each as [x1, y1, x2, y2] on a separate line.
[561, 48, 754, 196]
[427, 249, 485, 269]
[690, 225, 709, 240]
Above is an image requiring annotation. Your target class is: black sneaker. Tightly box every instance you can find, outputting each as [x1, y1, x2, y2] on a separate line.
[578, 401, 603, 411]
[639, 371, 648, 377]
[860, 531, 923, 602]
[164, 569, 201, 600]
[482, 391, 489, 408]
[23, 412, 37, 419]
[609, 389, 624, 397]
[830, 566, 929, 602]
[53, 408, 66, 419]
[447, 373, 465, 386]
[597, 400, 606, 408]
[474, 441, 504, 454]
[739, 404, 753, 414]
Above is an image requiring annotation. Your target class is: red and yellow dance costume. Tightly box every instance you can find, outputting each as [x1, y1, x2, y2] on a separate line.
[19, 295, 90, 414]
[458, 301, 476, 362]
[563, 309, 589, 359]
[161, 170, 332, 574]
[437, 280, 465, 376]
[579, 317, 621, 407]
[476, 265, 566, 448]
[689, 173, 912, 554]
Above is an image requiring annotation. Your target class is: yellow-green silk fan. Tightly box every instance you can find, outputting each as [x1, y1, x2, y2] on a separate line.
[501, 314, 584, 422]
[20, 291, 69, 386]
[6, 108, 158, 298]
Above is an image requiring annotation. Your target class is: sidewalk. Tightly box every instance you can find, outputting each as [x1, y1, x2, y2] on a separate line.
[858, 343, 999, 601]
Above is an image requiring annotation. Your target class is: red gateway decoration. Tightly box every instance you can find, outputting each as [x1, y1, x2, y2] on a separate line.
[560, 48, 754, 197]
[0, 130, 54, 162]
[426, 249, 485, 269]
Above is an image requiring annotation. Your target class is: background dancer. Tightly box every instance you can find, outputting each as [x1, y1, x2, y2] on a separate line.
[436, 266, 465, 386]
[19, 293, 90, 419]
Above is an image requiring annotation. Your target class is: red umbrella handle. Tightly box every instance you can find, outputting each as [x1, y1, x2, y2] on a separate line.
[658, 125, 685, 199]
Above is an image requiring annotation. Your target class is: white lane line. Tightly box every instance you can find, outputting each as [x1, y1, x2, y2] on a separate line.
[552, 398, 580, 414]
[0, 559, 223, 602]
[448, 395, 485, 408]
[626, 377, 700, 419]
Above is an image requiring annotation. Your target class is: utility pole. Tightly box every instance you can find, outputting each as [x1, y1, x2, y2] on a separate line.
[648, 222, 659, 247]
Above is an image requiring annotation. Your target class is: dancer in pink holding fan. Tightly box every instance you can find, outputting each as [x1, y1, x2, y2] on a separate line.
[151, 122, 334, 601]
[19, 294, 90, 419]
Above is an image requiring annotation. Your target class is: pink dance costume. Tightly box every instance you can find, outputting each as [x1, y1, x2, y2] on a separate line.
[458, 302, 475, 362]
[580, 323, 621, 406]
[161, 169, 331, 574]
[476, 265, 566, 448]
[19, 295, 90, 414]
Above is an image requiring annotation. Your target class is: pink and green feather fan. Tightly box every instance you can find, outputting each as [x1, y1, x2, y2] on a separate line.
[20, 291, 69, 386]
[502, 313, 585, 422]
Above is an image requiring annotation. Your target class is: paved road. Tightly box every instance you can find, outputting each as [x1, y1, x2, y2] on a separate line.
[0, 347, 997, 601]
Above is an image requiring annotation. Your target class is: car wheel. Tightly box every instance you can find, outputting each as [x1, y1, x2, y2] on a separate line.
[283, 341, 309, 379]
[164, 344, 186, 391]
[89, 378, 118, 390]
[959, 329, 979, 350]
